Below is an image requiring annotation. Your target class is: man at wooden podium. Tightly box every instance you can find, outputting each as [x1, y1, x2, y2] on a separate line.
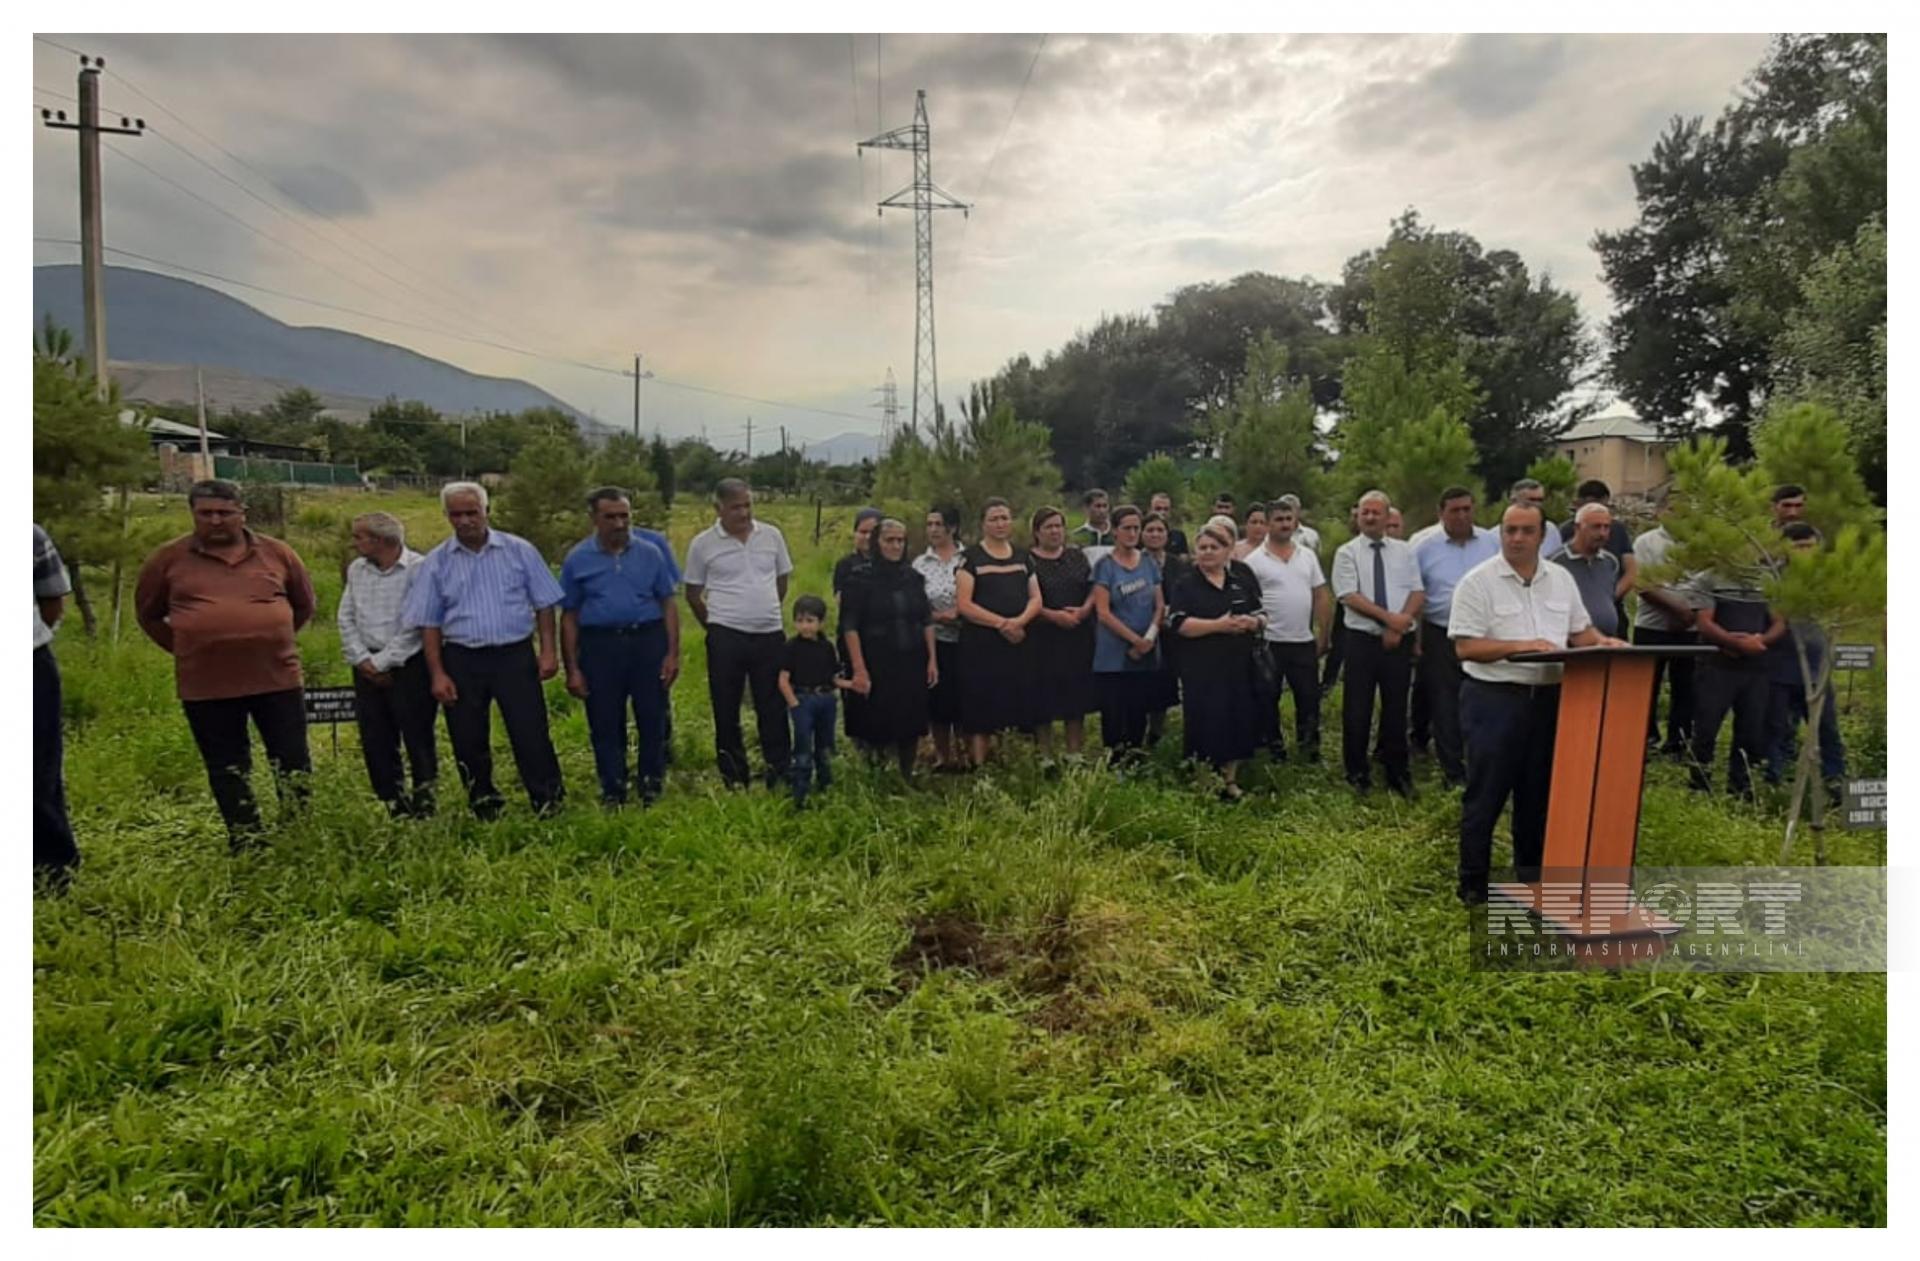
[1447, 500, 1628, 906]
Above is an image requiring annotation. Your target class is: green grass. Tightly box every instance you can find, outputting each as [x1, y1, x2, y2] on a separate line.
[33, 492, 1887, 1225]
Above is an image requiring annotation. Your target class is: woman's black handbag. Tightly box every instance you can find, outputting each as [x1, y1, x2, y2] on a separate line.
[1248, 637, 1281, 702]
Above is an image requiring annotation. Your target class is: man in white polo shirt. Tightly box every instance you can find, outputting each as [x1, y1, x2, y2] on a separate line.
[685, 478, 794, 789]
[1448, 499, 1625, 905]
[1243, 497, 1332, 763]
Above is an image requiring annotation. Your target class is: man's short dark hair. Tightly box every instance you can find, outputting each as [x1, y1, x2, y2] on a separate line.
[714, 477, 750, 504]
[1083, 487, 1108, 505]
[1439, 485, 1475, 507]
[1781, 521, 1822, 543]
[587, 486, 631, 513]
[793, 594, 828, 621]
[1504, 499, 1548, 530]
[1773, 483, 1807, 503]
[1213, 491, 1236, 507]
[1575, 479, 1611, 502]
[187, 478, 243, 506]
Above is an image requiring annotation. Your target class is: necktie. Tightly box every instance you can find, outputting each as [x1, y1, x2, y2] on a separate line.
[1371, 540, 1388, 608]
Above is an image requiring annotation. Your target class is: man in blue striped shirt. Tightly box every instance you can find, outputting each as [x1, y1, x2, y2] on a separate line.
[404, 482, 567, 818]
[1413, 486, 1499, 788]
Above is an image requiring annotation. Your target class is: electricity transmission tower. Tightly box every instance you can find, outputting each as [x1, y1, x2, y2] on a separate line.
[859, 89, 967, 436]
[872, 368, 900, 447]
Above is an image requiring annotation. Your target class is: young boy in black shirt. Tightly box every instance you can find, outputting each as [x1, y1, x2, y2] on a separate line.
[779, 594, 846, 807]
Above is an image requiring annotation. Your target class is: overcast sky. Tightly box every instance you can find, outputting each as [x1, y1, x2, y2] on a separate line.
[32, 32, 1773, 449]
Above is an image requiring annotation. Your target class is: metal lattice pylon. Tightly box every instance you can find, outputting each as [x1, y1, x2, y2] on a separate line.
[859, 89, 967, 436]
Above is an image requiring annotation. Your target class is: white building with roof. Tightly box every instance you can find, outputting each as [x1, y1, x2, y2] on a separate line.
[1554, 401, 1672, 499]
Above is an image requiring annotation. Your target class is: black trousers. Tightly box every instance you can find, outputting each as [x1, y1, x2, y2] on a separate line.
[1634, 624, 1698, 751]
[1264, 641, 1322, 760]
[35, 646, 78, 883]
[441, 641, 564, 816]
[1320, 623, 1346, 692]
[1099, 671, 1159, 757]
[1458, 678, 1560, 896]
[1341, 628, 1412, 787]
[1410, 647, 1430, 750]
[706, 624, 791, 788]
[353, 655, 439, 815]
[181, 687, 312, 845]
[1419, 621, 1467, 786]
[1690, 661, 1768, 797]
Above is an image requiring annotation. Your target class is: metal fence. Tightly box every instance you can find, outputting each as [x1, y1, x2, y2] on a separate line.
[213, 456, 364, 487]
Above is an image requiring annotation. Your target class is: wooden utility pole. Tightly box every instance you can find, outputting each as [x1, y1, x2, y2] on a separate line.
[744, 416, 753, 460]
[195, 366, 211, 466]
[44, 53, 145, 640]
[630, 353, 653, 440]
[42, 55, 143, 393]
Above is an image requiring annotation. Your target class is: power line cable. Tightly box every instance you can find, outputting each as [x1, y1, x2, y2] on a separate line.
[38, 34, 569, 355]
[97, 138, 483, 344]
[33, 236, 886, 427]
[950, 33, 1047, 289]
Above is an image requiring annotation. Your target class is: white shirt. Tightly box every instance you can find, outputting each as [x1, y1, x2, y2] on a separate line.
[1631, 525, 1709, 631]
[684, 518, 793, 634]
[1330, 534, 1424, 635]
[1448, 553, 1594, 686]
[339, 548, 425, 670]
[1293, 523, 1321, 554]
[1242, 540, 1327, 643]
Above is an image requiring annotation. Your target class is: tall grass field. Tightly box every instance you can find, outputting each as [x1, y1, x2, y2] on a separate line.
[32, 490, 1887, 1225]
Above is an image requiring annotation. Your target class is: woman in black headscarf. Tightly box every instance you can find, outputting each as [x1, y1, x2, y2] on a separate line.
[842, 518, 936, 779]
[834, 506, 883, 747]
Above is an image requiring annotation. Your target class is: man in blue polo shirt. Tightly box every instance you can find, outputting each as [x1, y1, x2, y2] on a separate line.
[1413, 485, 1499, 789]
[561, 487, 682, 807]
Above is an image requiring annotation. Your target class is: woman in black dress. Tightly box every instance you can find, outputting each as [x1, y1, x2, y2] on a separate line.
[834, 507, 883, 747]
[1025, 506, 1098, 757]
[842, 519, 937, 779]
[1168, 518, 1269, 799]
[954, 497, 1042, 768]
[1142, 512, 1188, 743]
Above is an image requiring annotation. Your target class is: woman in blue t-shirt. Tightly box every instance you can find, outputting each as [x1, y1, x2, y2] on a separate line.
[1091, 504, 1165, 762]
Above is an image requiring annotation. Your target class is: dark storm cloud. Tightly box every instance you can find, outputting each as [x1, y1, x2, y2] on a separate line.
[258, 162, 374, 219]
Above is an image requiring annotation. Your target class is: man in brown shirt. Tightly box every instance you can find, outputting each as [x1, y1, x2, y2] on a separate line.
[135, 479, 317, 848]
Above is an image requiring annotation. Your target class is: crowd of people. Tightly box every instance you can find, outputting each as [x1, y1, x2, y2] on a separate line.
[31, 473, 1850, 905]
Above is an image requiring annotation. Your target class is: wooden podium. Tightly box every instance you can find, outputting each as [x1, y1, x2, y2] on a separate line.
[1491, 644, 1721, 946]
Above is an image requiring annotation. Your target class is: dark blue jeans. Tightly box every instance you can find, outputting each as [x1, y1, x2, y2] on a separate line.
[789, 691, 837, 805]
[578, 622, 669, 804]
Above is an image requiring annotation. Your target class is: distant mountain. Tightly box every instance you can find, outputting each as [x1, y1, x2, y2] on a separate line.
[800, 431, 881, 464]
[32, 265, 610, 431]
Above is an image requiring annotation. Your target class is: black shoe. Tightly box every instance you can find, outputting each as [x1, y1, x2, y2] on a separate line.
[1349, 779, 1372, 797]
[1387, 778, 1415, 800]
[1458, 886, 1488, 908]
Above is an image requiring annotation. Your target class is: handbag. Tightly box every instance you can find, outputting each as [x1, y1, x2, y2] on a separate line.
[1249, 636, 1281, 702]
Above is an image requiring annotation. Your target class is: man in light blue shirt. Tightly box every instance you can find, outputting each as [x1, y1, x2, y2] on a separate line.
[404, 481, 567, 818]
[1413, 486, 1499, 788]
[561, 487, 682, 807]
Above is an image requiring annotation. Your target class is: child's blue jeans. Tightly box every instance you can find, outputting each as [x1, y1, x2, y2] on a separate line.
[789, 691, 837, 805]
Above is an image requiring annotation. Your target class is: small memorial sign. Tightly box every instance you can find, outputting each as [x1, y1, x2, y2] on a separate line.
[1842, 780, 1886, 830]
[303, 686, 358, 725]
[1832, 644, 1877, 671]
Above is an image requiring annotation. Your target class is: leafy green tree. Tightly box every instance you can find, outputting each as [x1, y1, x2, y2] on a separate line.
[1772, 217, 1886, 498]
[1330, 341, 1480, 530]
[1594, 34, 1885, 459]
[649, 433, 677, 509]
[260, 386, 328, 428]
[1334, 209, 1590, 491]
[1121, 453, 1185, 515]
[1523, 454, 1579, 525]
[33, 321, 150, 635]
[1218, 333, 1323, 510]
[497, 433, 590, 562]
[672, 438, 741, 501]
[1659, 402, 1884, 857]
[874, 401, 1060, 529]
